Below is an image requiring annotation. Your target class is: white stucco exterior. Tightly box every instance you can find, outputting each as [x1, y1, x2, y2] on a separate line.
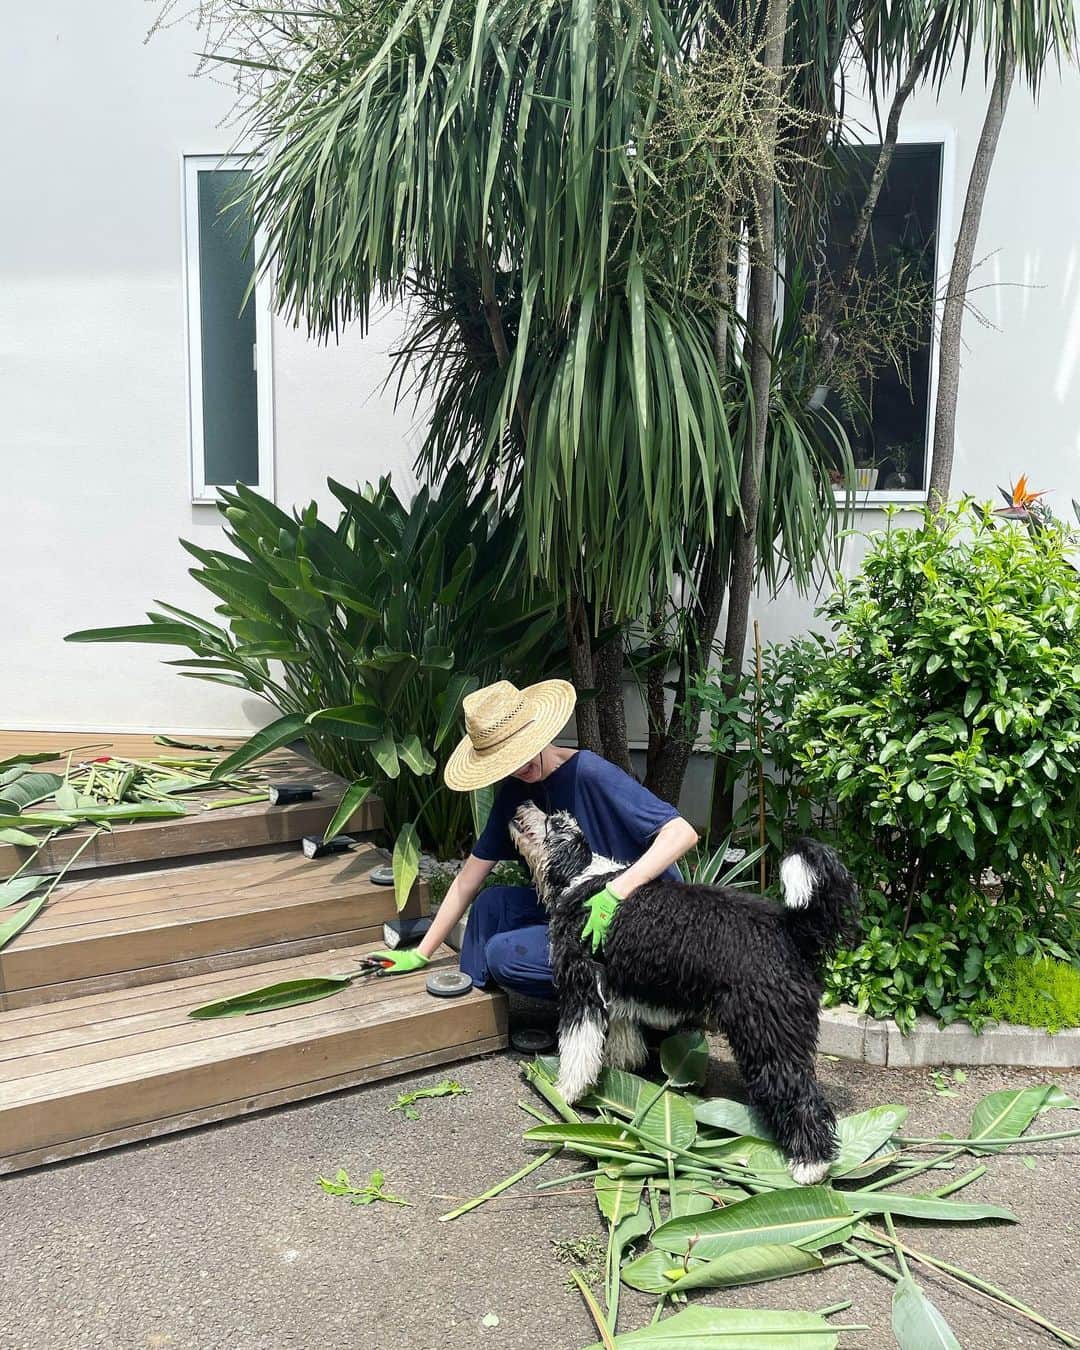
[4, 8, 1080, 734]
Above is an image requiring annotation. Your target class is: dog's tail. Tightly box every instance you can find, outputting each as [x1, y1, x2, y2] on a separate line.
[779, 839, 860, 966]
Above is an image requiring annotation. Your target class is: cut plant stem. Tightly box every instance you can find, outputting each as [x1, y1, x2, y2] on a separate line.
[438, 1148, 560, 1222]
[895, 1130, 1080, 1147]
[572, 1270, 617, 1350]
[929, 1165, 987, 1199]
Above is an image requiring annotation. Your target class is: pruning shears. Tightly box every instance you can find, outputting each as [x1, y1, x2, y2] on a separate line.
[356, 956, 395, 977]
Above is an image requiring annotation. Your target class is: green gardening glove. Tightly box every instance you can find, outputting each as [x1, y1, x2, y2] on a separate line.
[368, 948, 430, 975]
[581, 885, 622, 954]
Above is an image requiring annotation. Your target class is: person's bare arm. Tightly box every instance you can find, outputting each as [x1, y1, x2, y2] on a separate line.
[416, 853, 495, 958]
[606, 817, 698, 899]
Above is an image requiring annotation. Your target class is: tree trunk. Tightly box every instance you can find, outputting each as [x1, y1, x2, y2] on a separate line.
[594, 612, 633, 773]
[710, 0, 788, 829]
[928, 49, 1016, 511]
[645, 542, 729, 805]
[566, 593, 603, 754]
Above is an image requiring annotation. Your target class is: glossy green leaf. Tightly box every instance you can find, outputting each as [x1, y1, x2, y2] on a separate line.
[392, 821, 420, 912]
[0, 893, 49, 952]
[892, 1276, 961, 1350]
[666, 1242, 825, 1292]
[211, 714, 307, 779]
[659, 1031, 709, 1087]
[830, 1105, 908, 1174]
[846, 1194, 1017, 1223]
[397, 735, 435, 776]
[595, 1174, 645, 1226]
[694, 1098, 772, 1139]
[322, 779, 374, 844]
[0, 874, 52, 911]
[0, 773, 63, 812]
[582, 1305, 839, 1348]
[652, 1187, 854, 1259]
[968, 1085, 1067, 1155]
[189, 976, 354, 1018]
[372, 734, 400, 780]
[307, 705, 383, 742]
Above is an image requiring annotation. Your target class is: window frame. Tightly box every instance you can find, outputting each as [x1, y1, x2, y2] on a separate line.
[181, 153, 275, 505]
[828, 122, 956, 508]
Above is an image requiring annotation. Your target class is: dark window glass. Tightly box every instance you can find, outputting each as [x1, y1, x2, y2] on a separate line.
[197, 168, 259, 486]
[819, 142, 942, 491]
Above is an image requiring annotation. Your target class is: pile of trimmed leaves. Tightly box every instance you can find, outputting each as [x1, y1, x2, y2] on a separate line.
[0, 743, 264, 952]
[439, 1034, 1079, 1348]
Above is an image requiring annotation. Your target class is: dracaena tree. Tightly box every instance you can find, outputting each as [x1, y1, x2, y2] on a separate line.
[171, 0, 1072, 816]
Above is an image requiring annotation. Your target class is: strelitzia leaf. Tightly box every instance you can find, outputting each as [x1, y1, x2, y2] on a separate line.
[651, 1187, 854, 1258]
[830, 1105, 908, 1173]
[581, 1304, 840, 1348]
[0, 874, 52, 911]
[694, 1098, 773, 1139]
[967, 1085, 1068, 1154]
[0, 893, 49, 952]
[892, 1276, 961, 1349]
[322, 778, 373, 844]
[595, 1174, 645, 1226]
[665, 1242, 825, 1292]
[211, 714, 307, 778]
[189, 976, 354, 1018]
[0, 773, 63, 811]
[659, 1031, 708, 1087]
[846, 1194, 1017, 1223]
[392, 821, 420, 912]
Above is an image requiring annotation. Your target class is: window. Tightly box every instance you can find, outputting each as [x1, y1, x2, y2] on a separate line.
[816, 139, 945, 497]
[183, 155, 274, 503]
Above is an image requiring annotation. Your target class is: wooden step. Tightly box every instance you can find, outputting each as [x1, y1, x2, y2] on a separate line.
[0, 736, 382, 877]
[0, 844, 424, 1010]
[0, 940, 508, 1175]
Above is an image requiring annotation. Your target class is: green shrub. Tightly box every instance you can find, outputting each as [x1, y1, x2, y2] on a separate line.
[68, 468, 562, 864]
[988, 956, 1080, 1033]
[785, 502, 1080, 1029]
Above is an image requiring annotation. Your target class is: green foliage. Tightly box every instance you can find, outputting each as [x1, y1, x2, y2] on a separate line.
[67, 468, 561, 859]
[696, 635, 836, 869]
[316, 1167, 410, 1207]
[988, 956, 1080, 1033]
[784, 503, 1080, 1028]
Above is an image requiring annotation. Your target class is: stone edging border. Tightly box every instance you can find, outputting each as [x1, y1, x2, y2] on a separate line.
[819, 1005, 1080, 1069]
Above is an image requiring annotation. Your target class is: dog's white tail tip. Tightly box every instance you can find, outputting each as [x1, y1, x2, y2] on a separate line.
[780, 852, 818, 910]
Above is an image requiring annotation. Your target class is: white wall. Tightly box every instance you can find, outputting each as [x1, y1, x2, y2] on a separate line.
[4, 11, 1080, 733]
[1, 6, 421, 732]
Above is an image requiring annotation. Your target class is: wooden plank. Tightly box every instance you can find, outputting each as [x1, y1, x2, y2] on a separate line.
[0, 956, 506, 1156]
[0, 951, 462, 1079]
[0, 738, 383, 876]
[0, 928, 390, 1012]
[0, 1035, 506, 1176]
[0, 948, 459, 1067]
[23, 846, 388, 927]
[1, 879, 420, 990]
[0, 943, 364, 1034]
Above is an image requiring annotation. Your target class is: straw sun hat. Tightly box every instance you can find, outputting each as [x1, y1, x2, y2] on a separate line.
[443, 679, 577, 791]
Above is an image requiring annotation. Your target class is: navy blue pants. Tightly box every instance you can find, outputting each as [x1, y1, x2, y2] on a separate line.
[458, 885, 555, 1000]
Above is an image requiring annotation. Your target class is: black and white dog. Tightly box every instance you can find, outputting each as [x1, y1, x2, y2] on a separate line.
[508, 803, 860, 1184]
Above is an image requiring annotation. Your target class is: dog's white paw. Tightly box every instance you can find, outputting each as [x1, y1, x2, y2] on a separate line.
[788, 1159, 831, 1186]
[555, 1075, 587, 1106]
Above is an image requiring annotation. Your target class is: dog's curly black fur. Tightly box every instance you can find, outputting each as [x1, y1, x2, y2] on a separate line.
[508, 803, 860, 1184]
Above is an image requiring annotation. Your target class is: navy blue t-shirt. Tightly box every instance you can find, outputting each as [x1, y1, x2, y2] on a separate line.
[473, 750, 682, 879]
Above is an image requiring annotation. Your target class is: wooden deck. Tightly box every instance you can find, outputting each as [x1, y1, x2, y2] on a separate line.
[0, 733, 381, 876]
[0, 940, 505, 1175]
[0, 730, 507, 1173]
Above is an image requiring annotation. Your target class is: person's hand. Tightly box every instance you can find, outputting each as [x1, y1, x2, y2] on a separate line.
[367, 948, 430, 975]
[581, 885, 622, 954]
